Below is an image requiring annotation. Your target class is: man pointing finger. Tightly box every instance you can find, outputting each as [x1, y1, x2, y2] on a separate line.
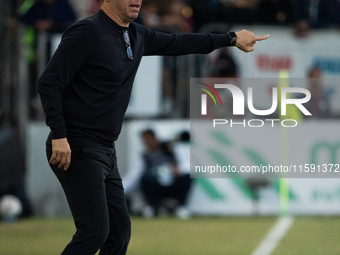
[37, 0, 269, 254]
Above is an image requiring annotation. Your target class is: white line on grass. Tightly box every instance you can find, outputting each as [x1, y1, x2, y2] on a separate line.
[251, 217, 294, 255]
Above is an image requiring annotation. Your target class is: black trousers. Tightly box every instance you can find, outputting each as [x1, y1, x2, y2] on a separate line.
[46, 136, 131, 255]
[141, 173, 192, 211]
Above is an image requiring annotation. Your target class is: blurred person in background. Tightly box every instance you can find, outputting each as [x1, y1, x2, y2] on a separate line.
[223, 0, 260, 24]
[140, 129, 192, 219]
[189, 0, 226, 32]
[135, 0, 160, 28]
[304, 66, 331, 118]
[221, 0, 260, 24]
[159, 0, 193, 33]
[256, 0, 292, 24]
[19, 0, 77, 33]
[88, 0, 103, 15]
[190, 0, 292, 28]
[293, 0, 339, 37]
[155, 0, 193, 116]
[19, 0, 77, 119]
[208, 47, 238, 77]
[172, 131, 193, 219]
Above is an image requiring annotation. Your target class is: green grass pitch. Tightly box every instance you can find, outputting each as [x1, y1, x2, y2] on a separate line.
[0, 216, 339, 255]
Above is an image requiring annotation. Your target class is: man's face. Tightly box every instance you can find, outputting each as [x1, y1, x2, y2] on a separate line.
[111, 0, 142, 23]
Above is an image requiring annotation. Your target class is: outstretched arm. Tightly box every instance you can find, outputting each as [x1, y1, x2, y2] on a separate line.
[141, 25, 269, 56]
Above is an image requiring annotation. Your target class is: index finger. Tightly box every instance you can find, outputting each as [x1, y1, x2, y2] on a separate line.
[254, 34, 270, 42]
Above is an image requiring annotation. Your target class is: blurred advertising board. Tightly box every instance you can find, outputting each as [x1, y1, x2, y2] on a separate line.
[124, 120, 340, 215]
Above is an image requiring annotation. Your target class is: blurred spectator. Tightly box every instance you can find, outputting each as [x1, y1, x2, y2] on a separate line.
[152, 0, 193, 116]
[19, 0, 77, 119]
[293, 0, 339, 37]
[189, 0, 225, 32]
[222, 0, 260, 25]
[137, 0, 161, 28]
[172, 131, 193, 219]
[160, 0, 193, 33]
[304, 66, 331, 118]
[140, 129, 192, 219]
[88, 0, 101, 15]
[19, 0, 77, 33]
[208, 47, 238, 77]
[256, 0, 292, 24]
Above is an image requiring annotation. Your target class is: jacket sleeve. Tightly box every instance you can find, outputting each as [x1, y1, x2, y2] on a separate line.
[141, 25, 233, 56]
[37, 20, 95, 139]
